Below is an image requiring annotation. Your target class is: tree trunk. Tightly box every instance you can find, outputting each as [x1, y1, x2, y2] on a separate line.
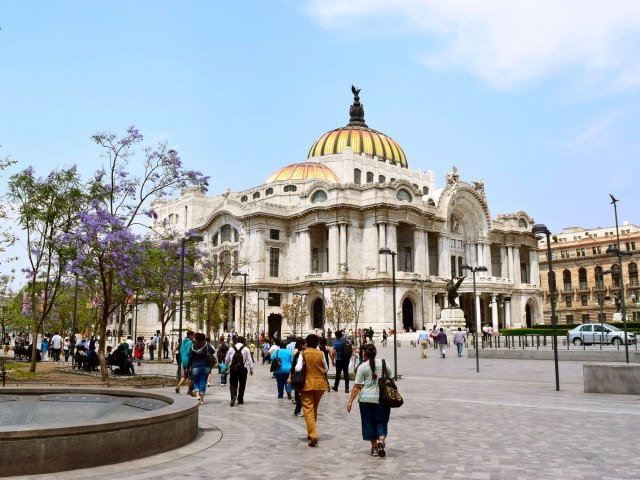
[98, 312, 109, 383]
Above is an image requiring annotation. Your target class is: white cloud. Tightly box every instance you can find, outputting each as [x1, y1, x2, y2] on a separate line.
[566, 111, 622, 150]
[304, 0, 640, 90]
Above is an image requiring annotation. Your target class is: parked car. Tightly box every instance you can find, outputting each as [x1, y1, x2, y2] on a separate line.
[567, 323, 637, 346]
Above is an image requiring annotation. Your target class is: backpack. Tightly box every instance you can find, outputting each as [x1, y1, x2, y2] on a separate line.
[205, 346, 216, 368]
[342, 339, 353, 359]
[230, 345, 245, 373]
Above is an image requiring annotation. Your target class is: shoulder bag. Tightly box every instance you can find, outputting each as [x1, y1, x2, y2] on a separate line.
[270, 350, 282, 372]
[291, 352, 306, 390]
[378, 359, 403, 408]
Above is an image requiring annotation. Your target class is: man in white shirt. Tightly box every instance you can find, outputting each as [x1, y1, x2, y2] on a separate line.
[50, 332, 63, 362]
[224, 336, 254, 407]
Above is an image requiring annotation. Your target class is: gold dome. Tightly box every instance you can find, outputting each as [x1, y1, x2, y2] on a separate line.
[265, 162, 339, 184]
[307, 86, 408, 168]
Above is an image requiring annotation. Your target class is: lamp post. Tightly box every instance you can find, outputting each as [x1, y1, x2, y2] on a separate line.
[178, 231, 204, 379]
[606, 194, 630, 363]
[597, 271, 606, 348]
[232, 270, 249, 338]
[461, 265, 487, 373]
[379, 247, 398, 380]
[412, 278, 432, 329]
[532, 224, 560, 391]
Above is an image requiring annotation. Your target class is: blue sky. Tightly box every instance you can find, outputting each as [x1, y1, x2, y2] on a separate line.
[2, 0, 640, 280]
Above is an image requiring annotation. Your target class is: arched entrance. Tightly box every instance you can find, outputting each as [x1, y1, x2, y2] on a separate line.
[525, 303, 532, 328]
[268, 313, 282, 340]
[402, 298, 414, 331]
[312, 298, 324, 330]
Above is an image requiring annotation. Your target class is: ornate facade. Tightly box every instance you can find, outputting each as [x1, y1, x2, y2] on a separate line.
[139, 88, 542, 339]
[538, 225, 640, 324]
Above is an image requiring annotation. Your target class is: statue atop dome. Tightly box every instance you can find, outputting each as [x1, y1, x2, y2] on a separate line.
[348, 85, 368, 127]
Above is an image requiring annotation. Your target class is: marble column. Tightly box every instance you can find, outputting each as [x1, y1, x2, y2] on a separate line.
[500, 246, 508, 279]
[504, 297, 512, 328]
[424, 231, 431, 276]
[339, 223, 348, 268]
[329, 224, 339, 275]
[513, 247, 521, 287]
[388, 223, 398, 271]
[438, 235, 450, 278]
[491, 295, 499, 332]
[529, 249, 539, 286]
[300, 229, 310, 275]
[484, 242, 493, 277]
[475, 294, 482, 333]
[414, 228, 426, 276]
[507, 246, 514, 282]
[377, 223, 387, 272]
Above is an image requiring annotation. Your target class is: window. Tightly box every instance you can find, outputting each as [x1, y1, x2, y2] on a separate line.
[311, 190, 328, 203]
[284, 185, 297, 193]
[390, 178, 395, 183]
[252, 192, 260, 199]
[240, 195, 248, 203]
[565, 314, 574, 324]
[378, 175, 386, 183]
[396, 189, 412, 202]
[427, 199, 435, 207]
[212, 254, 218, 277]
[578, 268, 588, 290]
[269, 248, 280, 277]
[353, 168, 361, 185]
[581, 294, 588, 306]
[221, 225, 232, 243]
[423, 186, 429, 195]
[595, 266, 604, 289]
[581, 314, 591, 323]
[518, 218, 527, 228]
[270, 229, 280, 240]
[565, 296, 572, 307]
[563, 269, 572, 291]
[268, 293, 281, 307]
[629, 262, 638, 286]
[212, 233, 219, 247]
[265, 187, 273, 196]
[611, 264, 620, 288]
[233, 251, 239, 269]
[220, 250, 231, 270]
[632, 242, 636, 250]
[366, 172, 374, 183]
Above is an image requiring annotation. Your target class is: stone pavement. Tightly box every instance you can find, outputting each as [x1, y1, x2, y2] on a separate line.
[12, 343, 640, 480]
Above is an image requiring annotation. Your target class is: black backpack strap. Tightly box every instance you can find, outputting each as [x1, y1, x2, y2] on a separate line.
[381, 359, 386, 380]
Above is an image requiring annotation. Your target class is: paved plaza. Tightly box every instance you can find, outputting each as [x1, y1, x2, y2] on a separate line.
[9, 343, 640, 480]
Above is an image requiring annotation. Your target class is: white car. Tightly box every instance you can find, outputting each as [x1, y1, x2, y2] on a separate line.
[567, 323, 637, 346]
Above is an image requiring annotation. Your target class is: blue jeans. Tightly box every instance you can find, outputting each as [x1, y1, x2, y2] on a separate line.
[359, 402, 390, 441]
[333, 359, 350, 391]
[191, 364, 211, 395]
[456, 342, 463, 357]
[275, 371, 291, 398]
[220, 372, 227, 385]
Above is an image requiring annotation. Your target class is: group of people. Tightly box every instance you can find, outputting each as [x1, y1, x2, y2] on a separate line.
[173, 328, 393, 457]
[417, 326, 467, 358]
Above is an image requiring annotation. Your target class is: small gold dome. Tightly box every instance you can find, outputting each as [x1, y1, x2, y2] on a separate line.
[307, 86, 408, 168]
[265, 162, 339, 184]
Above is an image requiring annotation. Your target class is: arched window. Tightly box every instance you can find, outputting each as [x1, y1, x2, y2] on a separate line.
[353, 168, 361, 185]
[378, 175, 385, 183]
[233, 228, 239, 243]
[518, 218, 528, 228]
[311, 190, 328, 203]
[594, 266, 603, 289]
[212, 233, 219, 247]
[174, 214, 179, 225]
[168, 214, 174, 224]
[629, 262, 638, 286]
[390, 178, 395, 183]
[252, 191, 260, 199]
[412, 183, 418, 190]
[240, 195, 248, 203]
[427, 198, 435, 207]
[611, 264, 620, 288]
[220, 250, 231, 270]
[578, 267, 588, 290]
[396, 189, 412, 202]
[265, 187, 273, 196]
[284, 185, 297, 193]
[563, 269, 572, 292]
[423, 186, 429, 195]
[366, 172, 374, 183]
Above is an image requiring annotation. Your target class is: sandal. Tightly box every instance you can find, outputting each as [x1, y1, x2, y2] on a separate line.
[377, 440, 386, 457]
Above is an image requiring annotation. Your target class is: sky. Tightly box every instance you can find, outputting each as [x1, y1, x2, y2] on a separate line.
[1, 0, 640, 282]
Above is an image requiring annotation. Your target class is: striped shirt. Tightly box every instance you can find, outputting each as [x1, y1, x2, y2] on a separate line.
[354, 359, 393, 404]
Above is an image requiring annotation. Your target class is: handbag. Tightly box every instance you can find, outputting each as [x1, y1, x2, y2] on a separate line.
[270, 350, 282, 372]
[378, 359, 403, 408]
[291, 353, 306, 390]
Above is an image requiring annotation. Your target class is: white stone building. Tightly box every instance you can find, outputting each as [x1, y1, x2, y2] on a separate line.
[138, 88, 542, 340]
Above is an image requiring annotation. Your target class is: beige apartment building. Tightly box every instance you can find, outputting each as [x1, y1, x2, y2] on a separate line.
[538, 224, 640, 324]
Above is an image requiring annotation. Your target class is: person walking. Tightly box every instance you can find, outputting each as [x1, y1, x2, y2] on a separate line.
[184, 332, 216, 405]
[436, 328, 448, 358]
[134, 336, 145, 366]
[346, 344, 393, 457]
[175, 330, 195, 395]
[41, 337, 49, 361]
[63, 337, 70, 362]
[148, 336, 156, 361]
[271, 340, 294, 399]
[162, 336, 170, 359]
[417, 329, 430, 358]
[50, 332, 62, 362]
[453, 327, 466, 357]
[287, 337, 305, 416]
[294, 334, 329, 447]
[381, 329, 388, 347]
[225, 336, 254, 406]
[330, 330, 351, 393]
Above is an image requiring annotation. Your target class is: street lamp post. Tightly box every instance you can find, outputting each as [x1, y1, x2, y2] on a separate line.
[461, 264, 487, 373]
[178, 231, 204, 379]
[379, 247, 398, 380]
[412, 278, 432, 330]
[607, 193, 630, 363]
[232, 270, 249, 338]
[532, 224, 560, 391]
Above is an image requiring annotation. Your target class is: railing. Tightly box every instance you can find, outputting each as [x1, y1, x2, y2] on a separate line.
[468, 334, 638, 351]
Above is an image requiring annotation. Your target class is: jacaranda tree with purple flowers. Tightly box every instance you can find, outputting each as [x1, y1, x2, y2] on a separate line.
[8, 166, 85, 372]
[69, 127, 208, 380]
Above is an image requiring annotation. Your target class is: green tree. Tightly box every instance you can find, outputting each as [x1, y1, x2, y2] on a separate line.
[8, 166, 85, 372]
[281, 295, 308, 337]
